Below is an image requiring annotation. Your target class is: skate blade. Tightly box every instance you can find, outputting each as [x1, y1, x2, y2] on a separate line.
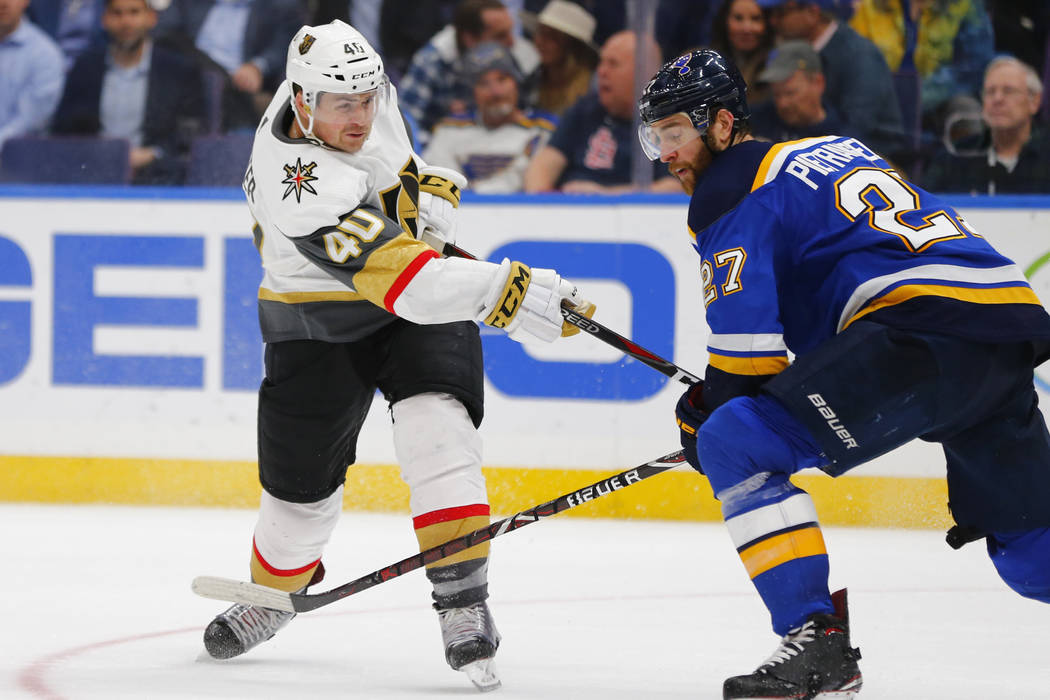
[812, 678, 862, 699]
[735, 678, 861, 700]
[735, 692, 858, 700]
[461, 658, 501, 692]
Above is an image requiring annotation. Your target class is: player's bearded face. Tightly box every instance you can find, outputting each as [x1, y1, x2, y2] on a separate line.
[642, 113, 710, 195]
[312, 90, 379, 153]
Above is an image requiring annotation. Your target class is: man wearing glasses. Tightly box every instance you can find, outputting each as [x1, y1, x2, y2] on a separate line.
[923, 55, 1050, 194]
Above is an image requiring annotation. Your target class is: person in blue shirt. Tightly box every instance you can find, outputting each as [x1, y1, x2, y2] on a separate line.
[638, 49, 1050, 700]
[154, 0, 303, 125]
[51, 0, 205, 185]
[0, 0, 66, 151]
[27, 0, 107, 70]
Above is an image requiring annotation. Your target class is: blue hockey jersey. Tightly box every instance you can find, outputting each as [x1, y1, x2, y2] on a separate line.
[686, 135, 1050, 385]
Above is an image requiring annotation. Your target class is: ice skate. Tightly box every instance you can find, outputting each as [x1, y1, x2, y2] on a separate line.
[203, 602, 295, 660]
[723, 589, 862, 700]
[436, 600, 502, 691]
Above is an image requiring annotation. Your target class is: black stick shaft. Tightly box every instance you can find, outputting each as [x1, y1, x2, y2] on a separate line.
[558, 303, 700, 385]
[289, 449, 687, 613]
[434, 239, 700, 386]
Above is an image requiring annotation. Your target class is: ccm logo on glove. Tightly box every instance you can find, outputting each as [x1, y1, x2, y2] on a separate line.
[419, 173, 461, 207]
[483, 262, 531, 328]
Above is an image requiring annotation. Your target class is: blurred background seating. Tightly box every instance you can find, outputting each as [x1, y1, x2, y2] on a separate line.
[185, 132, 254, 187]
[0, 0, 1046, 193]
[0, 135, 131, 184]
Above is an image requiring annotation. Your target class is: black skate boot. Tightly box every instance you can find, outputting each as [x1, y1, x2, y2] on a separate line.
[202, 562, 324, 660]
[203, 602, 295, 659]
[435, 599, 502, 692]
[723, 589, 862, 700]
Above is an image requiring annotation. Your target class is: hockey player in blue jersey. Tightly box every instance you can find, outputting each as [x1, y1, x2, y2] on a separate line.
[638, 50, 1050, 699]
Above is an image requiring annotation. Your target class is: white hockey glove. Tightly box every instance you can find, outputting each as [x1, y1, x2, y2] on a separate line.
[417, 165, 467, 247]
[479, 259, 596, 343]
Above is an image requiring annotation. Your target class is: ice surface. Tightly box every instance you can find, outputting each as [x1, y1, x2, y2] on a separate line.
[3, 503, 1048, 699]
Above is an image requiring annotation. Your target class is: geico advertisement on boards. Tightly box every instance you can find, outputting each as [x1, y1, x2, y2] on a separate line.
[0, 195, 704, 469]
[1, 195, 1049, 474]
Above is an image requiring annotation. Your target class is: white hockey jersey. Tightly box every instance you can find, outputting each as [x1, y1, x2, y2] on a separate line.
[243, 82, 501, 343]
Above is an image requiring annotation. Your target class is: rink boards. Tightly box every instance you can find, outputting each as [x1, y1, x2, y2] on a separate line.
[3, 188, 1050, 528]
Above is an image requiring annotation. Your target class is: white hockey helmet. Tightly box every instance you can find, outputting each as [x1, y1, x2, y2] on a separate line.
[285, 20, 389, 143]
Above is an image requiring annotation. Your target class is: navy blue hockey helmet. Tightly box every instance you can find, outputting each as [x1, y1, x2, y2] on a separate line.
[637, 49, 750, 160]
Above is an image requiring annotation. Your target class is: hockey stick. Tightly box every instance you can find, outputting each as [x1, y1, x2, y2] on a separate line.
[192, 449, 687, 613]
[421, 233, 701, 386]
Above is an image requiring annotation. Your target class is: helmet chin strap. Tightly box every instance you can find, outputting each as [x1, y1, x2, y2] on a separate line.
[293, 99, 328, 148]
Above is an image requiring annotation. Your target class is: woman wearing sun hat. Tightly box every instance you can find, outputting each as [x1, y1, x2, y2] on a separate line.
[521, 0, 599, 116]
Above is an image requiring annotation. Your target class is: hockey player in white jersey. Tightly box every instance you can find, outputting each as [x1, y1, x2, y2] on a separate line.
[202, 20, 593, 692]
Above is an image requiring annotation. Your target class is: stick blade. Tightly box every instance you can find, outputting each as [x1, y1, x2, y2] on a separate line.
[191, 576, 296, 613]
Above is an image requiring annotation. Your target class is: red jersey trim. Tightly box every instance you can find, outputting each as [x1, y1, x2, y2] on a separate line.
[413, 503, 491, 530]
[252, 538, 321, 577]
[384, 248, 440, 313]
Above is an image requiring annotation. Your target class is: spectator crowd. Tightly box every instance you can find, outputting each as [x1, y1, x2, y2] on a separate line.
[0, 0, 1048, 193]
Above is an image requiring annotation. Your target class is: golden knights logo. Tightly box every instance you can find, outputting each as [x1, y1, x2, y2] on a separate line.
[281, 158, 319, 202]
[379, 158, 420, 236]
[298, 34, 316, 54]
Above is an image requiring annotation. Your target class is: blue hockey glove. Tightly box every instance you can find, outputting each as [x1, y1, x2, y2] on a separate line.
[675, 381, 708, 474]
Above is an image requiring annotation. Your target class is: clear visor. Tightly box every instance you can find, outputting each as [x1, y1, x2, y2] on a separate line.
[302, 77, 392, 152]
[638, 112, 706, 161]
[313, 78, 389, 128]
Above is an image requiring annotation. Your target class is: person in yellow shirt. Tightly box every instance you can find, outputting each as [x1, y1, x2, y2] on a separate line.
[850, 0, 994, 131]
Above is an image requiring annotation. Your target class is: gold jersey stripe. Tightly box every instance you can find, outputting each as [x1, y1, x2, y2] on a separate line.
[414, 514, 492, 567]
[843, 282, 1042, 330]
[708, 352, 789, 376]
[259, 287, 364, 303]
[351, 233, 435, 307]
[750, 137, 822, 191]
[515, 115, 556, 131]
[739, 525, 827, 579]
